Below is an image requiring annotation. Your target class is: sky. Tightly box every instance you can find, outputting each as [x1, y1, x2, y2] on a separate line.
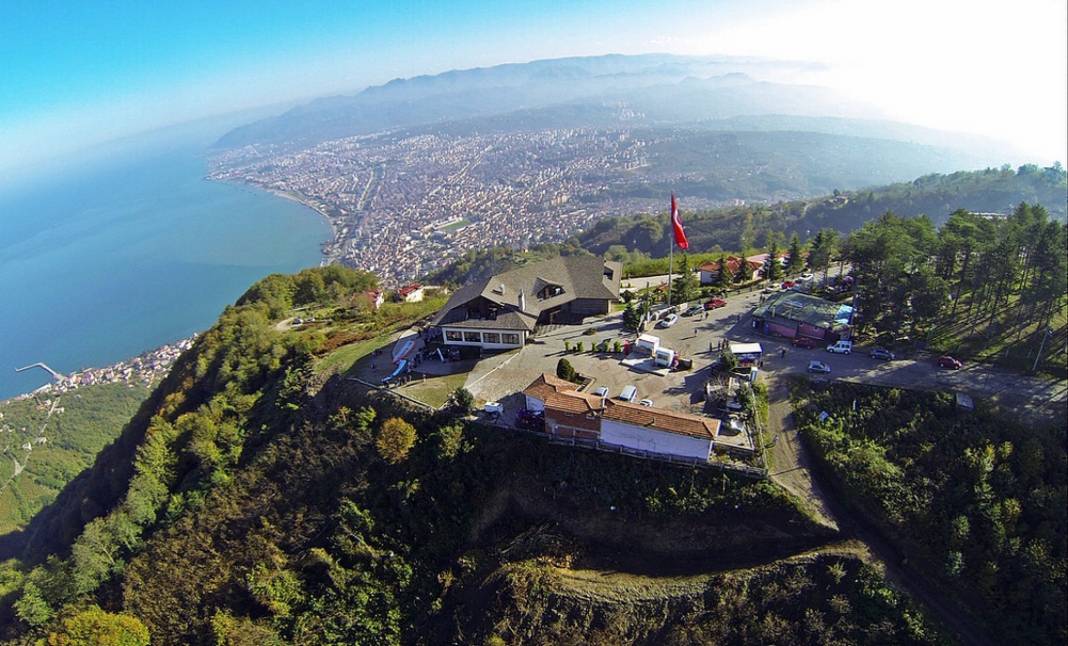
[1, 0, 1065, 180]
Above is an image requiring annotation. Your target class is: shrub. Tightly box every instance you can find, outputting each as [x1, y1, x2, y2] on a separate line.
[612, 340, 622, 353]
[575, 341, 584, 353]
[556, 358, 577, 383]
[447, 388, 475, 415]
[375, 418, 418, 464]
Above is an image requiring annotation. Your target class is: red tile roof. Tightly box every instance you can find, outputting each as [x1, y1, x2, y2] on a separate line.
[602, 400, 720, 439]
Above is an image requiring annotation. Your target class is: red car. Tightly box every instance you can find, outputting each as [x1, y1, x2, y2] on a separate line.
[704, 298, 727, 310]
[937, 355, 963, 370]
[792, 336, 819, 349]
[781, 281, 796, 289]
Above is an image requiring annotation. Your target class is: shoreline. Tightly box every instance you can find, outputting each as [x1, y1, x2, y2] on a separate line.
[3, 335, 198, 404]
[207, 176, 339, 266]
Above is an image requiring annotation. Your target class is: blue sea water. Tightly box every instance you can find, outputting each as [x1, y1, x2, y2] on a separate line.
[0, 118, 329, 398]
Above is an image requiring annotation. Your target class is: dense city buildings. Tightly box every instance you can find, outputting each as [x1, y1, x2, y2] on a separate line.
[208, 127, 737, 284]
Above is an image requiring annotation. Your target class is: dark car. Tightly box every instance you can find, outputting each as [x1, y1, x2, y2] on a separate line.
[517, 409, 544, 430]
[792, 336, 819, 349]
[683, 305, 704, 317]
[704, 298, 727, 310]
[937, 355, 963, 370]
[869, 347, 895, 361]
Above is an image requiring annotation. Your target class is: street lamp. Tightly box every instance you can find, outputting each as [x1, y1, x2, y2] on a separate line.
[1032, 327, 1054, 373]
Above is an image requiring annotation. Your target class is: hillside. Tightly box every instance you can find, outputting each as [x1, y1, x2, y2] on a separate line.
[0, 266, 947, 645]
[0, 384, 149, 538]
[577, 165, 1068, 258]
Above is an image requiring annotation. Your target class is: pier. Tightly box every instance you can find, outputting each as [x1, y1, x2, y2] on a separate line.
[15, 363, 66, 381]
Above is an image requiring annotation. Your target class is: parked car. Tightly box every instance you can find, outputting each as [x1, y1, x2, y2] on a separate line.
[592, 386, 609, 398]
[826, 340, 853, 355]
[683, 305, 704, 317]
[781, 280, 796, 290]
[517, 409, 544, 430]
[639, 398, 654, 407]
[937, 355, 963, 370]
[704, 297, 727, 310]
[619, 385, 638, 402]
[869, 347, 895, 361]
[799, 272, 815, 282]
[762, 284, 780, 293]
[808, 360, 832, 373]
[792, 336, 819, 349]
[657, 313, 679, 328]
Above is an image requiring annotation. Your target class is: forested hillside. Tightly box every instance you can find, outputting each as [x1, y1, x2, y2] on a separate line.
[0, 266, 945, 645]
[578, 165, 1067, 257]
[795, 382, 1067, 645]
[0, 384, 149, 538]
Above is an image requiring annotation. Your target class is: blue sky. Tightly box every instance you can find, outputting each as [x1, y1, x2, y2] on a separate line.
[1, 0, 1065, 177]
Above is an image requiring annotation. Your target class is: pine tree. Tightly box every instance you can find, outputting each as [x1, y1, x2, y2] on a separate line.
[622, 302, 642, 331]
[714, 254, 731, 291]
[671, 253, 698, 304]
[764, 241, 784, 282]
[786, 234, 804, 274]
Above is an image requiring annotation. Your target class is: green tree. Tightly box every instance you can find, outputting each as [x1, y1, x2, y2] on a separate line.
[670, 253, 698, 304]
[14, 581, 53, 627]
[556, 358, 577, 382]
[436, 422, 464, 460]
[786, 234, 804, 274]
[764, 241, 784, 282]
[622, 302, 642, 331]
[714, 254, 732, 291]
[720, 347, 738, 372]
[375, 418, 417, 464]
[47, 606, 150, 646]
[447, 387, 475, 415]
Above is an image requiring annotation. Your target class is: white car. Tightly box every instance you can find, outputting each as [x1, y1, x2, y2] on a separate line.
[808, 360, 832, 374]
[799, 272, 814, 282]
[639, 398, 654, 407]
[826, 340, 853, 354]
[592, 386, 609, 398]
[657, 314, 679, 328]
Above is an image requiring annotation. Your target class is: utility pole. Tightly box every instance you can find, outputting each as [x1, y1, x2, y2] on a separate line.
[1032, 327, 1053, 373]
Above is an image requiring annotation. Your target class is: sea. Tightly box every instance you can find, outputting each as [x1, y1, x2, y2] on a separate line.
[0, 114, 330, 399]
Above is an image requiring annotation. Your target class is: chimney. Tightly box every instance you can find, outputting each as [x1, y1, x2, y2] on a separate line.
[518, 289, 526, 312]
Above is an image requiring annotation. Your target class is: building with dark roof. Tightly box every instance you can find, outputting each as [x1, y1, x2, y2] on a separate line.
[750, 290, 853, 342]
[432, 256, 622, 349]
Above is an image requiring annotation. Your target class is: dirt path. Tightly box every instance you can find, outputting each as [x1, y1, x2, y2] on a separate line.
[765, 378, 992, 646]
[766, 377, 838, 529]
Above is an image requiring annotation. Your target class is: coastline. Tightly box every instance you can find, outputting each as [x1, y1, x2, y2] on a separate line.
[3, 335, 197, 404]
[208, 176, 338, 266]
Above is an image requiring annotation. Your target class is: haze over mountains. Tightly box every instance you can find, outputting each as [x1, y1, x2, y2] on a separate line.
[216, 53, 1013, 166]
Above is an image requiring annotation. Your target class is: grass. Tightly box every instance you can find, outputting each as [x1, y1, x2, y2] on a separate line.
[315, 331, 396, 376]
[396, 372, 469, 408]
[312, 295, 448, 377]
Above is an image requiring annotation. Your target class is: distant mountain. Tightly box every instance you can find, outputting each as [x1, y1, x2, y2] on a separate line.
[215, 54, 1012, 166]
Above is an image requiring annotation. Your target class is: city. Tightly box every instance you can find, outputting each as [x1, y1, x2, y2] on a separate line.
[208, 126, 746, 283]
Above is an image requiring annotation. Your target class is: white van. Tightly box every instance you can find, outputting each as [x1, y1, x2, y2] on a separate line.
[619, 385, 638, 402]
[826, 340, 853, 355]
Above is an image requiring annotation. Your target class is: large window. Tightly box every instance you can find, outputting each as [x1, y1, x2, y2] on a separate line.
[482, 332, 501, 344]
[463, 331, 482, 343]
[502, 333, 520, 345]
[445, 330, 462, 342]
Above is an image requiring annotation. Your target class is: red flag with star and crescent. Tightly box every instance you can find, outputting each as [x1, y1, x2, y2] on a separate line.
[671, 193, 689, 250]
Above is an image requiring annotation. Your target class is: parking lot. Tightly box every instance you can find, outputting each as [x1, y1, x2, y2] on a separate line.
[463, 289, 767, 415]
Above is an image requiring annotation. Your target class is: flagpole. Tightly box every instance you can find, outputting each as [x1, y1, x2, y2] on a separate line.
[667, 200, 674, 308]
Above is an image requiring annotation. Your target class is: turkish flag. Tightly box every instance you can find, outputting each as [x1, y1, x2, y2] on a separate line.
[671, 193, 689, 250]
